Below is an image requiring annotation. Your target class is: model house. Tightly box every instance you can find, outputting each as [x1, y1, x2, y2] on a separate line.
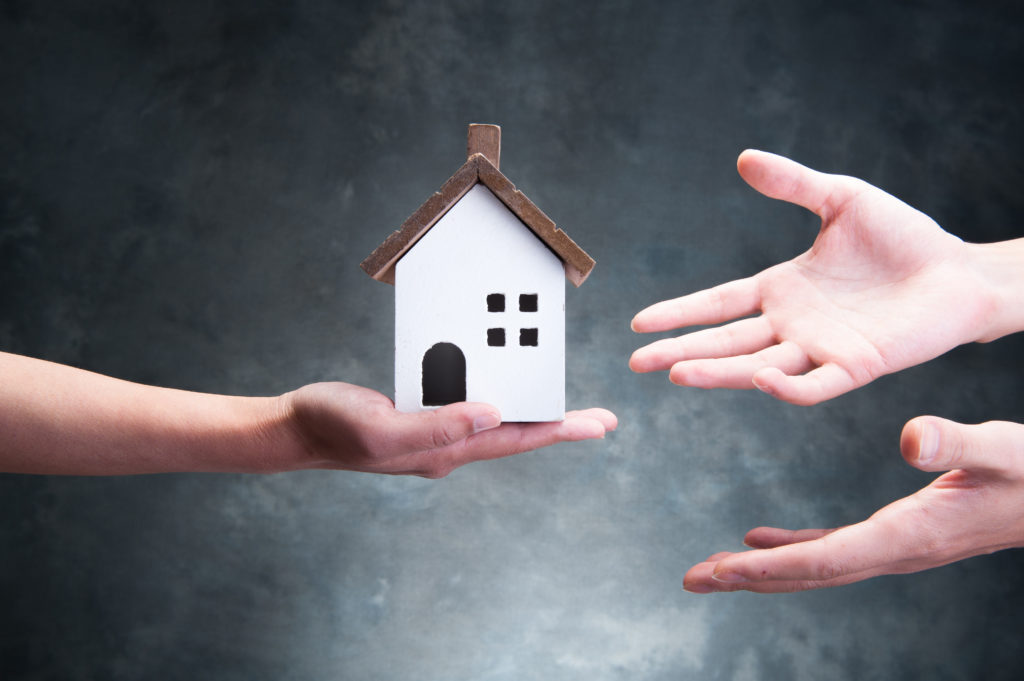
[361, 124, 595, 421]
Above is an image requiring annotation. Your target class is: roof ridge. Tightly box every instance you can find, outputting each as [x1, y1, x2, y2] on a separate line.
[361, 134, 595, 287]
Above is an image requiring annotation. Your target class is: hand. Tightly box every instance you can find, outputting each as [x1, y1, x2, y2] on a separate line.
[630, 150, 1000, 405]
[683, 417, 1024, 593]
[280, 382, 618, 477]
[0, 352, 615, 476]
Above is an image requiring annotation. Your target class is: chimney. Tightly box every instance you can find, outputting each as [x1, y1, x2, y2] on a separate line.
[466, 124, 501, 170]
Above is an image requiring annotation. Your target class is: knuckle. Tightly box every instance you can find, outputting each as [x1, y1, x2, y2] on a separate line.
[812, 557, 847, 581]
[722, 324, 743, 350]
[853, 356, 877, 384]
[710, 287, 728, 318]
[812, 535, 852, 581]
[427, 420, 461, 450]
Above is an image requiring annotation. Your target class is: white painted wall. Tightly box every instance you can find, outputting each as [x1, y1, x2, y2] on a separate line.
[395, 184, 565, 421]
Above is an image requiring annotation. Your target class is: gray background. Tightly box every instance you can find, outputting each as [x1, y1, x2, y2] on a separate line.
[3, 1, 1024, 679]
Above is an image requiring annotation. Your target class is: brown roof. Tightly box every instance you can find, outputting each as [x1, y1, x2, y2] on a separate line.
[360, 125, 595, 287]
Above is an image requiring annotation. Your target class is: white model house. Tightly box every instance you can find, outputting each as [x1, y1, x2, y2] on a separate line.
[361, 124, 595, 421]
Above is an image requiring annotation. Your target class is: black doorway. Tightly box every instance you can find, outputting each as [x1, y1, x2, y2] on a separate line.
[421, 342, 466, 406]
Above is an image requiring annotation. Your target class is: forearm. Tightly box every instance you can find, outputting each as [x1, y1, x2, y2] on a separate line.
[0, 352, 304, 475]
[969, 237, 1024, 342]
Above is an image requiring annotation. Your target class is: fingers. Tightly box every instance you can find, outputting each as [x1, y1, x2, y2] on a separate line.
[370, 405, 616, 478]
[684, 512, 916, 593]
[479, 408, 617, 451]
[633, 151, 842, 336]
[684, 554, 872, 594]
[704, 551, 734, 562]
[630, 317, 776, 373]
[631, 277, 761, 333]
[718, 521, 885, 582]
[398, 406, 616, 458]
[567, 407, 620, 433]
[439, 408, 618, 472]
[901, 416, 1024, 475]
[381, 401, 503, 456]
[687, 416, 1024, 595]
[751, 363, 860, 406]
[736, 149, 853, 219]
[633, 333, 862, 404]
[669, 341, 813, 390]
[683, 553, 736, 593]
[743, 526, 837, 549]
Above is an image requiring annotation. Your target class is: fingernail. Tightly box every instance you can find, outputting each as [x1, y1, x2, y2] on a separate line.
[473, 413, 501, 433]
[917, 422, 938, 465]
[752, 377, 775, 396]
[711, 570, 747, 584]
[684, 583, 714, 594]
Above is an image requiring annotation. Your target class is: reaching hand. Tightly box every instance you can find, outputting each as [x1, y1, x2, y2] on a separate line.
[683, 417, 1024, 593]
[281, 382, 618, 477]
[630, 150, 1002, 405]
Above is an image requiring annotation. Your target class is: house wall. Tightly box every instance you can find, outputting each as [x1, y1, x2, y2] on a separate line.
[395, 184, 565, 421]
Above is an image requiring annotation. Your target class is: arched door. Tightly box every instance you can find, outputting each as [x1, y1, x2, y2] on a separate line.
[421, 342, 466, 406]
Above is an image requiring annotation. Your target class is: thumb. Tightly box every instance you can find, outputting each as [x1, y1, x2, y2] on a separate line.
[736, 149, 849, 218]
[388, 402, 502, 453]
[900, 416, 1024, 475]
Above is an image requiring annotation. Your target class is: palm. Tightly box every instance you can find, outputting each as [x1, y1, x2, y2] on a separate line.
[286, 382, 616, 477]
[631, 150, 985, 405]
[683, 475, 1022, 594]
[682, 419, 1024, 593]
[758, 186, 974, 384]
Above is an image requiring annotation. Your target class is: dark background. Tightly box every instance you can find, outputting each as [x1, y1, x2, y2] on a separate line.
[3, 1, 1024, 679]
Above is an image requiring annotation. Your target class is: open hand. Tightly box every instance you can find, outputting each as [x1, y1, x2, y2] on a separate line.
[631, 150, 999, 405]
[683, 417, 1024, 593]
[281, 382, 617, 477]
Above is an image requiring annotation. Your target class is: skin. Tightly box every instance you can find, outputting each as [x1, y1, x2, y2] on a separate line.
[630, 150, 1024, 406]
[631, 150, 1024, 593]
[684, 417, 1024, 593]
[0, 351, 616, 476]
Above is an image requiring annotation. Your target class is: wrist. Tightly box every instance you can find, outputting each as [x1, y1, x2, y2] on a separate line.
[966, 238, 1024, 343]
[167, 393, 301, 474]
[246, 392, 326, 473]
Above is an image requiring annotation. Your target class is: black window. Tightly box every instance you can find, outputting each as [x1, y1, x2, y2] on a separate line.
[487, 328, 506, 346]
[487, 294, 505, 312]
[519, 294, 538, 312]
[519, 328, 538, 346]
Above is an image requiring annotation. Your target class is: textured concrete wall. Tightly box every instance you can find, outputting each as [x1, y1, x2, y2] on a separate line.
[2, 1, 1024, 679]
